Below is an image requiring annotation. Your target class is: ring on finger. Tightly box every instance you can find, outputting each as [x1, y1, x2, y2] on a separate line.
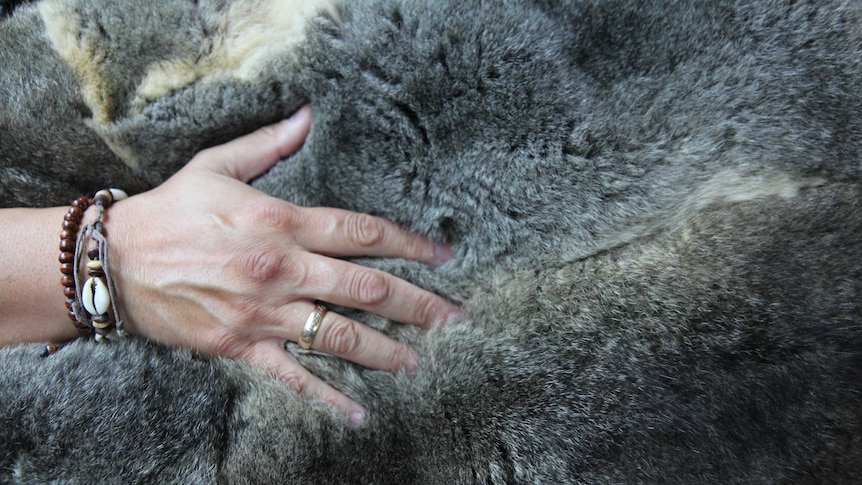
[300, 303, 329, 350]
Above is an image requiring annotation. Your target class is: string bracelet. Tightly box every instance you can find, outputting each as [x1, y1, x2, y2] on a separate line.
[78, 188, 128, 341]
[54, 189, 128, 353]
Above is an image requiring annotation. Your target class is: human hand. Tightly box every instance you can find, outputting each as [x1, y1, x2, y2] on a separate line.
[106, 106, 460, 423]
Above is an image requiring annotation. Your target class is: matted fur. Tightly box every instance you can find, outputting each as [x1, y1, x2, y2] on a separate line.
[1, 0, 860, 483]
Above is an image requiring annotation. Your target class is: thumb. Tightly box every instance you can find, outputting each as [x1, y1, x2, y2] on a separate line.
[192, 105, 313, 182]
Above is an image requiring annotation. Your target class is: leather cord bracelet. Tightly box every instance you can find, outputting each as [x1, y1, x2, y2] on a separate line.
[55, 188, 128, 351]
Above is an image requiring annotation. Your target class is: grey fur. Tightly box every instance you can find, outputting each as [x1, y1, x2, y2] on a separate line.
[1, 0, 860, 482]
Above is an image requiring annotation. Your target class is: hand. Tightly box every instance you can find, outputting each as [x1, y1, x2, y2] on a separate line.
[106, 106, 460, 423]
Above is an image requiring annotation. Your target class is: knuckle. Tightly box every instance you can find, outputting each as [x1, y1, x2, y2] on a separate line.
[413, 292, 441, 327]
[346, 213, 385, 248]
[403, 234, 430, 261]
[254, 123, 281, 142]
[232, 247, 306, 286]
[245, 201, 299, 232]
[348, 269, 391, 306]
[235, 247, 287, 284]
[281, 257, 309, 287]
[323, 318, 362, 356]
[277, 368, 308, 394]
[383, 344, 411, 372]
[322, 394, 340, 409]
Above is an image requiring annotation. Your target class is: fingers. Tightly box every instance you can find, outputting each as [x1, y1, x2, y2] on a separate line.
[233, 203, 460, 327]
[249, 339, 367, 424]
[293, 207, 452, 266]
[296, 257, 460, 329]
[287, 303, 419, 372]
[225, 301, 417, 423]
[192, 105, 312, 182]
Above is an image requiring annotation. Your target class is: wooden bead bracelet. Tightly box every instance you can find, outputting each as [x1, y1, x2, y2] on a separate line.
[59, 196, 94, 336]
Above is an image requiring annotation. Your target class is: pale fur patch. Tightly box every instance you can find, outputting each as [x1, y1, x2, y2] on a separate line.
[687, 170, 825, 211]
[567, 171, 827, 263]
[39, 0, 113, 124]
[38, 0, 335, 124]
[132, 0, 337, 113]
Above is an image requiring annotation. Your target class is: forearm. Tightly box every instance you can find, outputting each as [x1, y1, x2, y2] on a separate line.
[0, 206, 80, 345]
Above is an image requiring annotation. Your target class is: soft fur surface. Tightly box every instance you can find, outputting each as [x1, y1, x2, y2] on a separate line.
[1, 0, 861, 483]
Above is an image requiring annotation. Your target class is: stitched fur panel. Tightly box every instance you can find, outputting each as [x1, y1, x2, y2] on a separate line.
[0, 0, 860, 482]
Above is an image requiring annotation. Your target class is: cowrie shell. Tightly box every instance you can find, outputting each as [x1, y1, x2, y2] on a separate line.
[108, 188, 128, 202]
[82, 277, 111, 316]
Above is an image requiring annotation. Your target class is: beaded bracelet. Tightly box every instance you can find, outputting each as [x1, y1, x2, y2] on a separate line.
[59, 188, 127, 343]
[59, 196, 94, 336]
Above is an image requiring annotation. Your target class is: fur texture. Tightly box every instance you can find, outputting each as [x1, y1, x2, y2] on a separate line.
[1, 0, 860, 482]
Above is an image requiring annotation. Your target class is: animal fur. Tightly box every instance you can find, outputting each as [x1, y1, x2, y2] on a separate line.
[1, 0, 860, 482]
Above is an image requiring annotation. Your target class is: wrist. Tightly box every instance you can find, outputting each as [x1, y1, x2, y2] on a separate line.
[0, 206, 79, 346]
[99, 190, 144, 338]
[54, 189, 130, 346]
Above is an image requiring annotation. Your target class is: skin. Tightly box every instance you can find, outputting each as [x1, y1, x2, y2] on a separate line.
[0, 106, 460, 423]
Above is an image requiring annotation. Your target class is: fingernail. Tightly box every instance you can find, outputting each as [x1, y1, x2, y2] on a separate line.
[349, 406, 366, 426]
[282, 105, 311, 129]
[405, 351, 419, 374]
[432, 243, 452, 265]
[444, 310, 461, 325]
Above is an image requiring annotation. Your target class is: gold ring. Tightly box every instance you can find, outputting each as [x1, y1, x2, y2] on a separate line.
[300, 303, 328, 350]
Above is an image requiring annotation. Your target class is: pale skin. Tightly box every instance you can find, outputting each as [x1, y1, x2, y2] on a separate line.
[0, 106, 460, 424]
